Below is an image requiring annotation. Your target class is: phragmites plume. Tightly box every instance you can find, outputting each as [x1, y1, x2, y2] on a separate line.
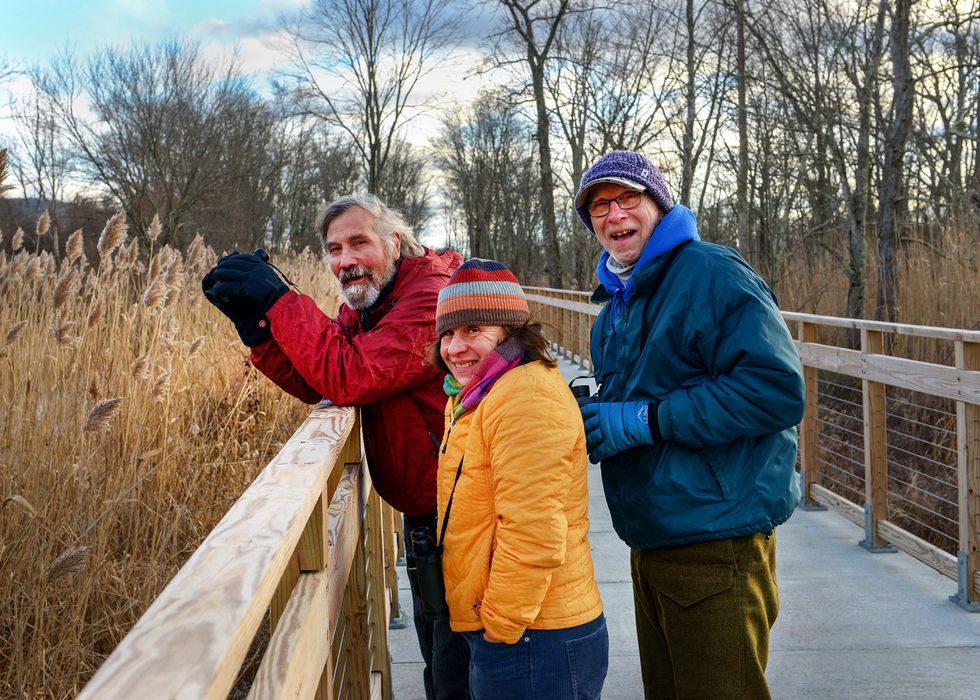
[83, 397, 123, 433]
[147, 251, 162, 281]
[50, 317, 80, 347]
[86, 297, 105, 329]
[142, 275, 167, 308]
[159, 336, 177, 355]
[24, 256, 42, 286]
[0, 148, 12, 195]
[186, 233, 206, 271]
[97, 213, 127, 265]
[5, 320, 28, 345]
[51, 267, 80, 312]
[188, 335, 205, 357]
[12, 227, 24, 252]
[45, 546, 91, 583]
[65, 229, 83, 265]
[88, 374, 102, 401]
[131, 354, 151, 381]
[152, 370, 172, 402]
[147, 214, 162, 242]
[36, 210, 50, 239]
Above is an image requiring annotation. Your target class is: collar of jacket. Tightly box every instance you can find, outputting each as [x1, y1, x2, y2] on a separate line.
[591, 204, 700, 308]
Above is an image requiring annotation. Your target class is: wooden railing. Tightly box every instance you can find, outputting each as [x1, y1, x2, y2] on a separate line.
[79, 405, 402, 699]
[525, 286, 980, 612]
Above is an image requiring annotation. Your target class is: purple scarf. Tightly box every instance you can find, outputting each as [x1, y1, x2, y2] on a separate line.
[444, 337, 524, 422]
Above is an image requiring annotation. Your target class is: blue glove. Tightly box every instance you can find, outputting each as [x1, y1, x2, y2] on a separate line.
[580, 401, 655, 462]
[202, 251, 288, 346]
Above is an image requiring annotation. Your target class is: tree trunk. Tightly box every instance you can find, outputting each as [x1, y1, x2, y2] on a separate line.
[680, 0, 697, 205]
[735, 0, 750, 265]
[876, 0, 913, 322]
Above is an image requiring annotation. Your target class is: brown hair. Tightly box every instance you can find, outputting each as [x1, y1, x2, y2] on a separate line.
[428, 322, 557, 375]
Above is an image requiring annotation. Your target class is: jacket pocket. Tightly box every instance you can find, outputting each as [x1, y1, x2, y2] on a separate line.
[697, 447, 733, 501]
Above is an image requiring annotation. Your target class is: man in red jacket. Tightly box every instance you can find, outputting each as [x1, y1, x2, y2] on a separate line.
[202, 193, 468, 699]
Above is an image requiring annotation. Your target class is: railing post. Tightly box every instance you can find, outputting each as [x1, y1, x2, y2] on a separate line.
[951, 340, 980, 611]
[860, 329, 896, 552]
[797, 321, 826, 511]
[318, 412, 363, 700]
[366, 490, 393, 696]
[385, 503, 407, 629]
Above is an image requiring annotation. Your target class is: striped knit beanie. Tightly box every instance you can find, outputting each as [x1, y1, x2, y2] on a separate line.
[574, 150, 674, 234]
[435, 259, 530, 337]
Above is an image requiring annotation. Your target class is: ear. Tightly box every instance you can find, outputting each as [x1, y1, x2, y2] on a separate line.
[390, 230, 402, 259]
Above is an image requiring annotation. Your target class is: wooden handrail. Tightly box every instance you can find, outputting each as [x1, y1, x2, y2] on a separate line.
[79, 404, 400, 698]
[525, 291, 980, 611]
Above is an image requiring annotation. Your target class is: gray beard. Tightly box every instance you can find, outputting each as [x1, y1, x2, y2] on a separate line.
[340, 258, 398, 310]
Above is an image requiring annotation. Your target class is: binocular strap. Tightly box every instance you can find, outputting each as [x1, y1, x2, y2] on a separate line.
[438, 456, 464, 548]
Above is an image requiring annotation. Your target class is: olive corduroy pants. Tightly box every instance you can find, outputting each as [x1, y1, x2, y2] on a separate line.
[630, 532, 779, 699]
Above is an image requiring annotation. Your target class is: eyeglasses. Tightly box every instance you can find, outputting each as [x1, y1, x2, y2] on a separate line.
[587, 190, 642, 217]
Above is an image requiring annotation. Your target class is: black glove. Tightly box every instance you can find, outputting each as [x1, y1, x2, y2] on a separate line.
[202, 251, 288, 346]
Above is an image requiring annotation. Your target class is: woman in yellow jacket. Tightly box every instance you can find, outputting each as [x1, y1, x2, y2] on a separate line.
[428, 258, 607, 700]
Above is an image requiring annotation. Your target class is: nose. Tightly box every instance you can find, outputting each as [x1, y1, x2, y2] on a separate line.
[337, 249, 359, 271]
[607, 200, 628, 220]
[447, 333, 467, 356]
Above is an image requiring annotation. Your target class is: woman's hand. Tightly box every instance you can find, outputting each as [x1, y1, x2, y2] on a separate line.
[482, 631, 505, 644]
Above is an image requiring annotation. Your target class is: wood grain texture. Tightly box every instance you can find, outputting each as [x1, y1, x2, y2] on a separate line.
[78, 406, 356, 700]
[862, 330, 889, 547]
[794, 341, 980, 405]
[298, 492, 328, 571]
[781, 311, 980, 342]
[365, 491, 392, 698]
[525, 293, 599, 317]
[810, 484, 864, 527]
[248, 570, 331, 700]
[956, 340, 980, 604]
[798, 322, 821, 505]
[877, 520, 958, 580]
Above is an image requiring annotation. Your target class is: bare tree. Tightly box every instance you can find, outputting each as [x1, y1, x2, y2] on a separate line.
[278, 0, 456, 193]
[492, 0, 574, 287]
[267, 121, 363, 251]
[7, 74, 74, 255]
[876, 0, 914, 322]
[436, 91, 542, 280]
[37, 40, 278, 250]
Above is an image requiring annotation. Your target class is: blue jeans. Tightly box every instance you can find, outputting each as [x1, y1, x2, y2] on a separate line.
[404, 513, 471, 699]
[463, 614, 608, 700]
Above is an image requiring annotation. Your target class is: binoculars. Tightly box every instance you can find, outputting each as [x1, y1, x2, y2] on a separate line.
[406, 526, 449, 621]
[569, 376, 597, 408]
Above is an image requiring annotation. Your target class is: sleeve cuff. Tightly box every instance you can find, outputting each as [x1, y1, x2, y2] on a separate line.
[650, 400, 663, 442]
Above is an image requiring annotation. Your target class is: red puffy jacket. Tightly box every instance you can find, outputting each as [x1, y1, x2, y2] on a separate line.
[251, 248, 462, 515]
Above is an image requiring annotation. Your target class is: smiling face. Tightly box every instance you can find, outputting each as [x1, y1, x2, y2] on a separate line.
[588, 182, 663, 267]
[325, 206, 401, 309]
[439, 325, 509, 386]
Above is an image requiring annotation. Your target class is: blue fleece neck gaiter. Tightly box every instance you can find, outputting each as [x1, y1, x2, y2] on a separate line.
[595, 204, 700, 317]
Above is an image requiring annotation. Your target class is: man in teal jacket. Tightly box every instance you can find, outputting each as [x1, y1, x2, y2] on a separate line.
[575, 150, 805, 699]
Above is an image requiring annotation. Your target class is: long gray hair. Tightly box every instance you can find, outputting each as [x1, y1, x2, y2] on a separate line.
[314, 193, 424, 259]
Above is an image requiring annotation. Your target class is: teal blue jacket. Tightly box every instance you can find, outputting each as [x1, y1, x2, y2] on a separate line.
[590, 205, 803, 549]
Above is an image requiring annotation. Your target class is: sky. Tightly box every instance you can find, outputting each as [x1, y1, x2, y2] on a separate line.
[0, 0, 495, 128]
[1, 0, 301, 70]
[0, 0, 499, 244]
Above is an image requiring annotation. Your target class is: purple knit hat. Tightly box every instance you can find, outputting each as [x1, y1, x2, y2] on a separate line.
[574, 151, 674, 234]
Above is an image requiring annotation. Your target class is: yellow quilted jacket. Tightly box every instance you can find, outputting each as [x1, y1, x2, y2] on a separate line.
[436, 361, 603, 644]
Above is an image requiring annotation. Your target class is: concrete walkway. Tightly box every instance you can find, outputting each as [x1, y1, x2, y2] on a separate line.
[389, 357, 980, 699]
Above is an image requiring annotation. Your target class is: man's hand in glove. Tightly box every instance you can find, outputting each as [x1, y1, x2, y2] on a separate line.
[580, 401, 656, 463]
[202, 251, 288, 346]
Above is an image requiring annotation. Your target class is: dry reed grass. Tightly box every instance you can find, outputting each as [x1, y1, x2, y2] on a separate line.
[0, 208, 339, 698]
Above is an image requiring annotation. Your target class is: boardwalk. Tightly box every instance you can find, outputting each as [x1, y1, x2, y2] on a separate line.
[389, 358, 980, 699]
